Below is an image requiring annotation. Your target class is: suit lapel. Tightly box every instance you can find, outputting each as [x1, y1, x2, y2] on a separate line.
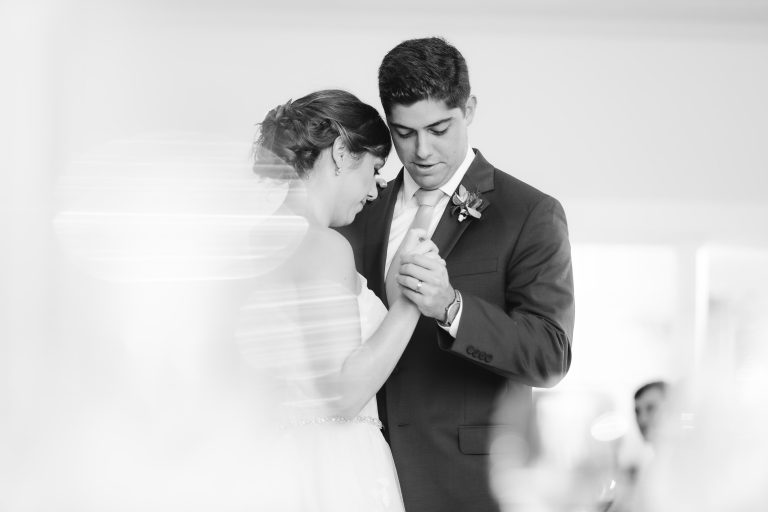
[364, 172, 403, 305]
[432, 149, 495, 259]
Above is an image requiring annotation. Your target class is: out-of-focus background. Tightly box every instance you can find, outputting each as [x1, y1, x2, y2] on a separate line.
[2, 0, 768, 509]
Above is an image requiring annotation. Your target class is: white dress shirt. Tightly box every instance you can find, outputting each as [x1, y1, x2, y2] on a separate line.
[385, 146, 475, 336]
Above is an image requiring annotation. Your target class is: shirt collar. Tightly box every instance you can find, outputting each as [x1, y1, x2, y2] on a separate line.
[402, 146, 475, 203]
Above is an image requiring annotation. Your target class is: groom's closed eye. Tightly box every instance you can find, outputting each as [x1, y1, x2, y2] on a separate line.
[394, 123, 450, 139]
[427, 121, 451, 136]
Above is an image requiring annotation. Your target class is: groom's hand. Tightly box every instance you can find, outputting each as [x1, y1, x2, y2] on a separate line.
[397, 252, 454, 321]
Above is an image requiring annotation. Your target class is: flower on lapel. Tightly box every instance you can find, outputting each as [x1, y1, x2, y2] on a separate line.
[451, 185, 486, 222]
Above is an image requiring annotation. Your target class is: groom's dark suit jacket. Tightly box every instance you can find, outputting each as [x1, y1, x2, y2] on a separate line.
[339, 150, 574, 512]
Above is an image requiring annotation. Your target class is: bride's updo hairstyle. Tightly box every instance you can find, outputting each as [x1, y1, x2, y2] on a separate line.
[255, 89, 391, 179]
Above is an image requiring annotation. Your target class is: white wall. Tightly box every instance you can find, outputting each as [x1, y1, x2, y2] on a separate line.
[37, 1, 768, 244]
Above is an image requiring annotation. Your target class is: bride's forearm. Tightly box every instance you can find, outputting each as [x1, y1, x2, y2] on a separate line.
[341, 299, 420, 381]
[320, 299, 421, 417]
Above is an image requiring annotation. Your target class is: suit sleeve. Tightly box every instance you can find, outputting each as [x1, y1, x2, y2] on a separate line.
[437, 196, 575, 388]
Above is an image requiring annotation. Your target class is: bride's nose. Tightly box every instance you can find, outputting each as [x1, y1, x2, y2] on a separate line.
[366, 181, 379, 202]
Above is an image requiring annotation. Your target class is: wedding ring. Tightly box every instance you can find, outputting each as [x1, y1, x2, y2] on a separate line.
[416, 280, 423, 291]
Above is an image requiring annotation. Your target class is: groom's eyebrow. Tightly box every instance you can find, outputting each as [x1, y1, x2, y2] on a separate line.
[391, 117, 453, 130]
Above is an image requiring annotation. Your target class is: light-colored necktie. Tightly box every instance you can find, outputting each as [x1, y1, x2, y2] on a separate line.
[385, 188, 445, 305]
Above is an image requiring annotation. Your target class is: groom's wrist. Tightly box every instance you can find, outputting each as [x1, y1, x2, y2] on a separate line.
[437, 289, 462, 328]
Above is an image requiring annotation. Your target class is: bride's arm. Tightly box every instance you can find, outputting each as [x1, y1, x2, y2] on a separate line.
[296, 227, 430, 418]
[329, 293, 421, 418]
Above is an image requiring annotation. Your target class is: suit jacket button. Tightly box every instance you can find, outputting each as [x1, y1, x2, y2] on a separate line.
[466, 345, 476, 355]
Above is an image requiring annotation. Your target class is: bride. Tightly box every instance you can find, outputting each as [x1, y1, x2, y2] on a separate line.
[240, 89, 439, 511]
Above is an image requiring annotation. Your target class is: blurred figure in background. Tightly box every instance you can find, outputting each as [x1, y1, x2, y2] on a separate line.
[634, 380, 668, 447]
[624, 380, 669, 486]
[607, 380, 670, 512]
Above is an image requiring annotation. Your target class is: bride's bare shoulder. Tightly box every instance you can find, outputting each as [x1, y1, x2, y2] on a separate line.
[290, 226, 358, 293]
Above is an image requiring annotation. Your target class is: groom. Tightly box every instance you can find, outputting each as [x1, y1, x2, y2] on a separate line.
[340, 37, 575, 512]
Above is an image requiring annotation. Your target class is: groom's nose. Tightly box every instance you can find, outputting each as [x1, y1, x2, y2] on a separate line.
[415, 133, 432, 160]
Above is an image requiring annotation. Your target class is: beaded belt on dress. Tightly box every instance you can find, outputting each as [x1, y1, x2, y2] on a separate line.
[284, 415, 383, 429]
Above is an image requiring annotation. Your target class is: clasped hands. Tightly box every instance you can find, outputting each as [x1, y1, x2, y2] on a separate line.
[396, 229, 455, 320]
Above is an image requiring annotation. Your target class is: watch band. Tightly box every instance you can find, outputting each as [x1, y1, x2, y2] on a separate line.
[437, 289, 462, 328]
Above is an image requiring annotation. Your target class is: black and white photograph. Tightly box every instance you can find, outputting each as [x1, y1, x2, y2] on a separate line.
[2, 1, 768, 510]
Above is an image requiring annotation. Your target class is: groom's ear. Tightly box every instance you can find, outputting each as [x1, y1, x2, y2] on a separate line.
[463, 96, 477, 125]
[331, 136, 346, 170]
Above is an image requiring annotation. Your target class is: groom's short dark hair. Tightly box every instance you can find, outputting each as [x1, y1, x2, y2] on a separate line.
[378, 37, 471, 115]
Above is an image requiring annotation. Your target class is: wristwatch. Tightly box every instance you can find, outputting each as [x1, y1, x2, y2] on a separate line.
[437, 289, 462, 328]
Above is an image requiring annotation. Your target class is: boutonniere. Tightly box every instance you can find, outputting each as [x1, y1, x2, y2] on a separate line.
[451, 185, 487, 222]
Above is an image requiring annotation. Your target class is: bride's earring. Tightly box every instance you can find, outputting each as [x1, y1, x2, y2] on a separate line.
[335, 166, 342, 176]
